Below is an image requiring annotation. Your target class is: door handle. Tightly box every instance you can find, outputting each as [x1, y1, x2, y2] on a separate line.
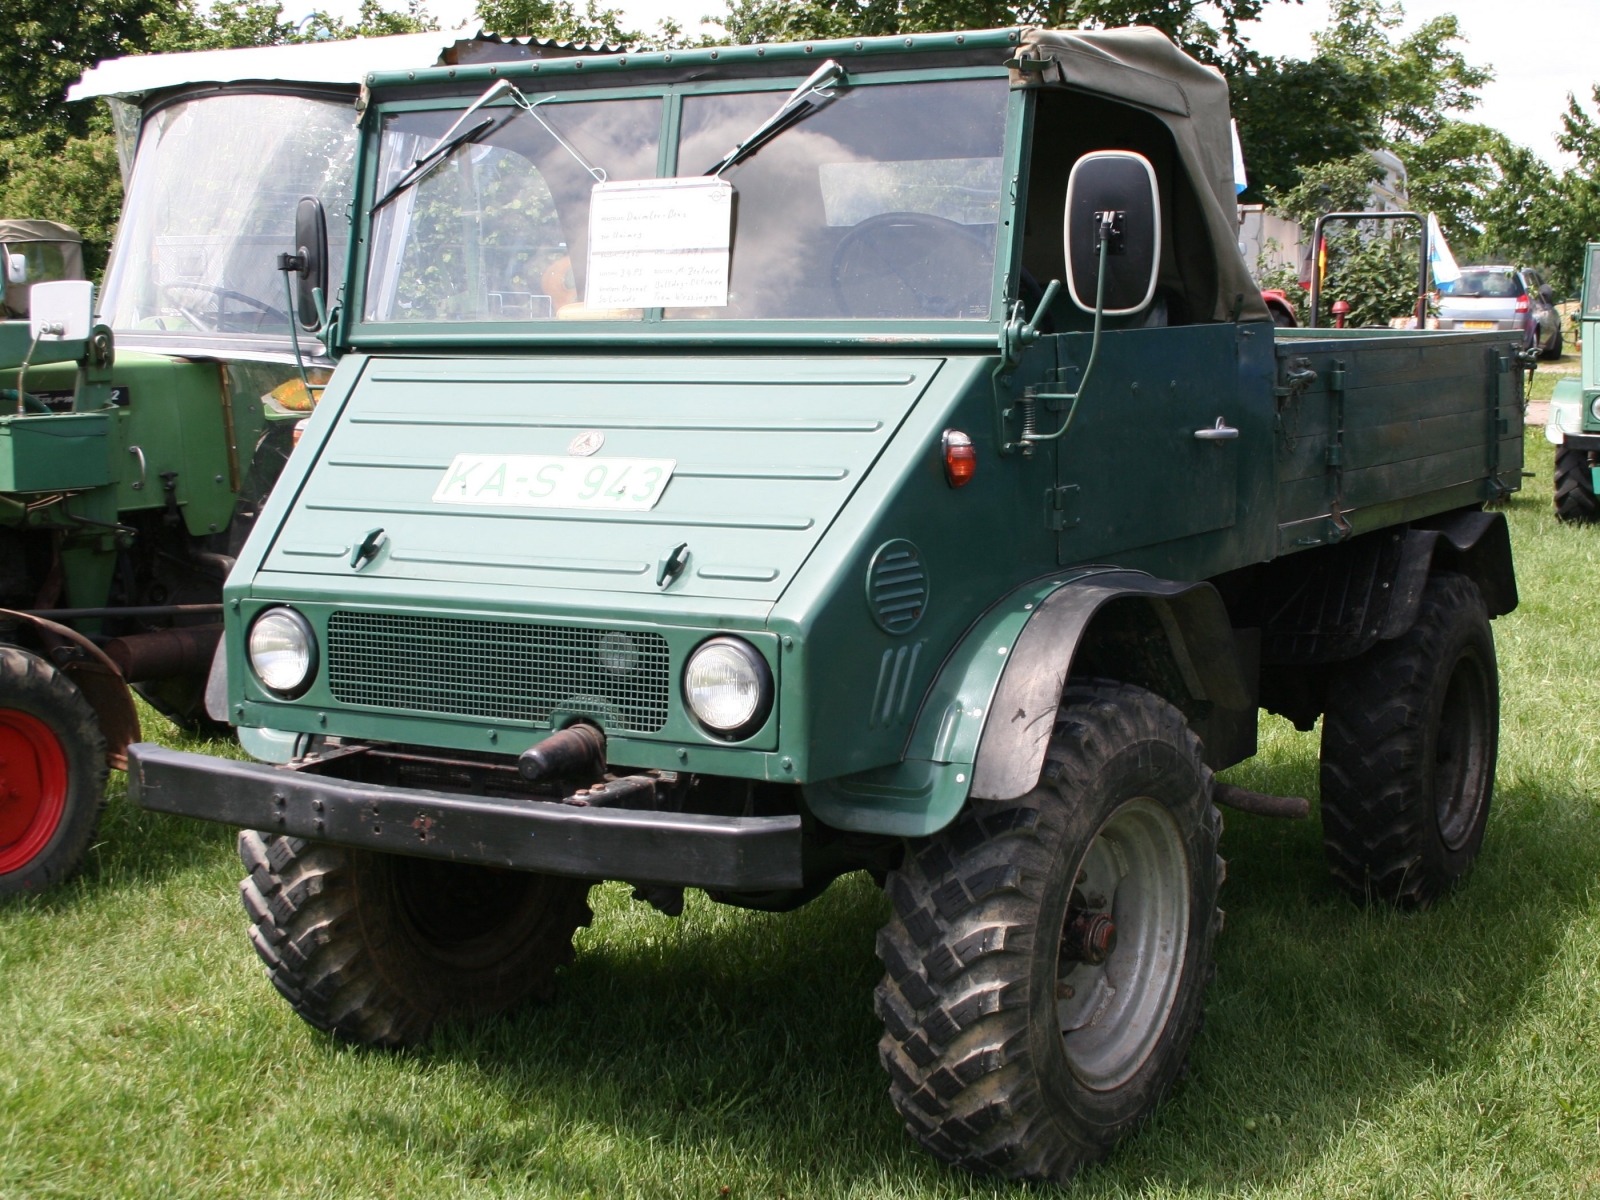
[129, 445, 147, 489]
[1194, 418, 1239, 441]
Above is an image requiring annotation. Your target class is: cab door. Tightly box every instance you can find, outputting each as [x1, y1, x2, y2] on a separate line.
[1051, 322, 1248, 566]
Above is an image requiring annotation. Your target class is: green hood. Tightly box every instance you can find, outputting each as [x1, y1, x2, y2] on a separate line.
[262, 355, 944, 606]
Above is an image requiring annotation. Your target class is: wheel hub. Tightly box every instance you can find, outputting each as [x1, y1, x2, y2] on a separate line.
[1055, 796, 1190, 1091]
[0, 709, 69, 876]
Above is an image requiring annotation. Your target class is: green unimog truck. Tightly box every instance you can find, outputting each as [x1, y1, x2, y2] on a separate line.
[1546, 243, 1599, 519]
[128, 26, 1524, 1183]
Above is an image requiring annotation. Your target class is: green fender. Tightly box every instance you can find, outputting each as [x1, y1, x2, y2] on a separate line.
[804, 567, 1247, 835]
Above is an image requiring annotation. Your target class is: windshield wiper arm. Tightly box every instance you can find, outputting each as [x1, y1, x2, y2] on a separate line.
[705, 59, 846, 177]
[371, 78, 516, 214]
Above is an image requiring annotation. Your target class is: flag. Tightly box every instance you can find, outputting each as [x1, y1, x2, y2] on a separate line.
[1230, 120, 1247, 195]
[1428, 213, 1461, 287]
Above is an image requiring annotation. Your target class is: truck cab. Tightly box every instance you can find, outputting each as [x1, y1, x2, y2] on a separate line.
[130, 26, 1523, 1184]
[1546, 243, 1599, 519]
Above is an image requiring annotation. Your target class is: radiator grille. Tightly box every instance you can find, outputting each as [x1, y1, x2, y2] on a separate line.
[326, 612, 671, 732]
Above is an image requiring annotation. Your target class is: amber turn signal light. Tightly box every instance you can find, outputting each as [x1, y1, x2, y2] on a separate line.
[942, 429, 976, 487]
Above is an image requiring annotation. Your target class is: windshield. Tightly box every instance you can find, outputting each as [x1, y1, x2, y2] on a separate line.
[1587, 246, 1600, 317]
[365, 97, 662, 322]
[1442, 269, 1525, 299]
[361, 76, 1008, 324]
[99, 93, 358, 337]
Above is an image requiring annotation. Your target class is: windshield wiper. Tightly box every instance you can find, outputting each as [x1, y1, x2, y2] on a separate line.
[371, 78, 515, 214]
[705, 59, 846, 177]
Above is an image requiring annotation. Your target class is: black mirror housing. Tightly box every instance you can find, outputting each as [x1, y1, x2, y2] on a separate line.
[293, 196, 328, 330]
[1063, 151, 1161, 315]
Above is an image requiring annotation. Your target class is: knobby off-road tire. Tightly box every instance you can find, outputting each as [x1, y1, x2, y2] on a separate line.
[0, 646, 107, 896]
[874, 682, 1223, 1184]
[238, 832, 594, 1046]
[1555, 446, 1598, 523]
[1320, 572, 1498, 908]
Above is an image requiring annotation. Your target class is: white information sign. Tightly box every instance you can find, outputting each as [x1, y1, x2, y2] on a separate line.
[585, 177, 733, 309]
[432, 454, 676, 512]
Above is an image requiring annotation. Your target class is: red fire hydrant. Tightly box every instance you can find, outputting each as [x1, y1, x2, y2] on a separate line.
[1331, 300, 1350, 329]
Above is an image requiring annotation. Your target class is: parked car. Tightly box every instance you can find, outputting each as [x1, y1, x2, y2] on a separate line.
[1437, 265, 1562, 359]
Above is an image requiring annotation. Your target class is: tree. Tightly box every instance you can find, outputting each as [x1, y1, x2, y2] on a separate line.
[473, 0, 639, 46]
[1231, 0, 1491, 204]
[717, 0, 1275, 70]
[3, 0, 175, 143]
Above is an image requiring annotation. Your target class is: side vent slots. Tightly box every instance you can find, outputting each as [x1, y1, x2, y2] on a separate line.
[868, 539, 929, 635]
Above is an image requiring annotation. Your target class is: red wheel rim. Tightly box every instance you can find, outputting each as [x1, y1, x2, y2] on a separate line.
[0, 709, 69, 876]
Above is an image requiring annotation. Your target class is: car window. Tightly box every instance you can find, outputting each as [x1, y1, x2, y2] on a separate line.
[1449, 269, 1524, 299]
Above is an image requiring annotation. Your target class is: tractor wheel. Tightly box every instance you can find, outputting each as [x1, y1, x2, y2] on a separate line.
[237, 832, 594, 1046]
[1320, 572, 1497, 908]
[874, 681, 1222, 1184]
[0, 646, 108, 896]
[1555, 447, 1598, 523]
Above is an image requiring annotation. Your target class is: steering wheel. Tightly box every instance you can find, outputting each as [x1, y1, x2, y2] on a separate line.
[831, 212, 994, 319]
[157, 283, 290, 334]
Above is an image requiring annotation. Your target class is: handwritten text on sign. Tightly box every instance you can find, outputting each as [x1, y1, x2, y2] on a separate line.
[586, 177, 732, 309]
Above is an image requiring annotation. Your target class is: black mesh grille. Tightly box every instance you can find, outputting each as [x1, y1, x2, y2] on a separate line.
[326, 611, 671, 733]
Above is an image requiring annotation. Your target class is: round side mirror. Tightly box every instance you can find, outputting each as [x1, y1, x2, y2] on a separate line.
[1063, 151, 1161, 316]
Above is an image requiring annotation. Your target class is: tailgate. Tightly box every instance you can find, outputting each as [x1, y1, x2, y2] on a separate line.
[263, 356, 942, 602]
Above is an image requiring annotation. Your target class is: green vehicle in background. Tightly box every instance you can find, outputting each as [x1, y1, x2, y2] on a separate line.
[1546, 243, 1600, 520]
[130, 27, 1523, 1182]
[1, 221, 88, 318]
[0, 30, 535, 895]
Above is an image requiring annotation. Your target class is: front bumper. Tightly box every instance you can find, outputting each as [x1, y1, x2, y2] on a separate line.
[127, 743, 803, 889]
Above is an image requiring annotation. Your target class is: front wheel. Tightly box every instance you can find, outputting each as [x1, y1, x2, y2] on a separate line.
[1320, 572, 1498, 907]
[238, 833, 594, 1046]
[0, 646, 108, 895]
[874, 681, 1222, 1184]
[1555, 446, 1598, 523]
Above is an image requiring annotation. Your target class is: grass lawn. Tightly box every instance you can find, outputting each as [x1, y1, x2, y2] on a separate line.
[4, 429, 1600, 1198]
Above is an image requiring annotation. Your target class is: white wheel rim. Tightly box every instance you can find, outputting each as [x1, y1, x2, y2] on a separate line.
[1056, 796, 1190, 1091]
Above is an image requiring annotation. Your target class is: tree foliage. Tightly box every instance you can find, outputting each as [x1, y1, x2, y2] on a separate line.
[718, 0, 1272, 69]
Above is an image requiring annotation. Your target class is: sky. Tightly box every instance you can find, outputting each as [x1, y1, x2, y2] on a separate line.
[293, 0, 1599, 165]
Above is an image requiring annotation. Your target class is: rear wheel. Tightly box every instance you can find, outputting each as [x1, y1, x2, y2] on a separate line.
[874, 682, 1221, 1183]
[0, 646, 107, 896]
[1555, 447, 1598, 523]
[1320, 572, 1497, 907]
[238, 832, 594, 1046]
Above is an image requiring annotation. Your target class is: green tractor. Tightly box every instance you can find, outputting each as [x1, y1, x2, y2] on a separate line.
[0, 29, 524, 894]
[1547, 243, 1600, 520]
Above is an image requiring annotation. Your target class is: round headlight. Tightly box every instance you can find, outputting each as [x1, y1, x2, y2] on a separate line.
[684, 637, 772, 738]
[248, 607, 317, 697]
[1590, 396, 1600, 423]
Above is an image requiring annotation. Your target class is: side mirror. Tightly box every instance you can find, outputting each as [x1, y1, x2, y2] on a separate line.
[1063, 151, 1161, 316]
[293, 196, 328, 330]
[5, 252, 25, 285]
[29, 280, 94, 340]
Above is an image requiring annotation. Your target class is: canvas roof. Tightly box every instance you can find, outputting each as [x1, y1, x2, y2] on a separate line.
[1017, 26, 1268, 323]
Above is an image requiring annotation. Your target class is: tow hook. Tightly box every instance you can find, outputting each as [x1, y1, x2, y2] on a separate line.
[517, 723, 605, 783]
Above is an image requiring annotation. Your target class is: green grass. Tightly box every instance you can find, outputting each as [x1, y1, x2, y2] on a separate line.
[5, 433, 1600, 1198]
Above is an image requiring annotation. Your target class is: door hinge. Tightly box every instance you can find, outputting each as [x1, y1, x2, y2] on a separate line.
[1047, 484, 1080, 532]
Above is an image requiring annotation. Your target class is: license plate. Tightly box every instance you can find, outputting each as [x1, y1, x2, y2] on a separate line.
[1463, 321, 1497, 330]
[432, 454, 675, 511]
